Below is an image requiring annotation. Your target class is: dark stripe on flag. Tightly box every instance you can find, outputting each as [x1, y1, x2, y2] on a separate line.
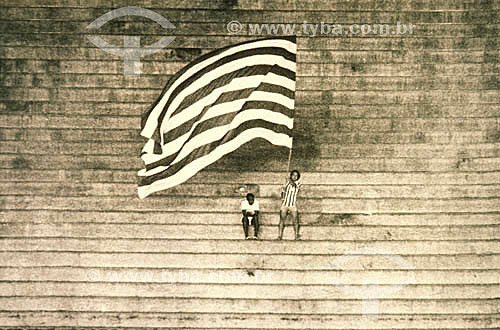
[141, 37, 296, 133]
[162, 98, 293, 148]
[139, 119, 292, 186]
[172, 64, 295, 119]
[162, 78, 294, 145]
[155, 48, 295, 139]
[147, 102, 293, 171]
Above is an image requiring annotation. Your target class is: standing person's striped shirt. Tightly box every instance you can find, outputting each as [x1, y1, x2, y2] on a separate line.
[282, 180, 301, 207]
[138, 37, 296, 199]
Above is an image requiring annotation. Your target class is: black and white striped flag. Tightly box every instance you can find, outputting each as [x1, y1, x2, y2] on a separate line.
[138, 37, 296, 198]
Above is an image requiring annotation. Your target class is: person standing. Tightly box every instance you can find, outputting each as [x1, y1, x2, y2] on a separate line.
[241, 193, 260, 240]
[278, 169, 301, 240]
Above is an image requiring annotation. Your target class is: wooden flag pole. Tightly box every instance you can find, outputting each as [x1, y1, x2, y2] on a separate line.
[286, 138, 293, 174]
[287, 99, 295, 175]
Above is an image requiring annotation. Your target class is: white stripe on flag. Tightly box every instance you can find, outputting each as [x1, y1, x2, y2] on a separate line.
[140, 108, 293, 167]
[138, 127, 292, 198]
[163, 73, 295, 134]
[170, 109, 293, 165]
[138, 162, 167, 177]
[141, 91, 294, 163]
[158, 55, 296, 140]
[139, 85, 294, 166]
[141, 39, 296, 138]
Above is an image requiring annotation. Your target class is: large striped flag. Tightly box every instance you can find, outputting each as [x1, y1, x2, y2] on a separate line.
[138, 37, 296, 199]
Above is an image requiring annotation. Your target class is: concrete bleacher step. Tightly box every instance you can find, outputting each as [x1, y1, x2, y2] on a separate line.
[0, 296, 497, 314]
[3, 154, 500, 172]
[2, 127, 498, 145]
[4, 111, 488, 136]
[2, 182, 500, 198]
[2, 210, 498, 226]
[0, 311, 498, 329]
[2, 195, 500, 213]
[2, 169, 499, 185]
[1, 252, 496, 270]
[0, 311, 498, 330]
[1, 223, 498, 240]
[3, 66, 500, 89]
[3, 139, 499, 159]
[1, 237, 498, 254]
[0, 282, 498, 300]
[1, 267, 498, 285]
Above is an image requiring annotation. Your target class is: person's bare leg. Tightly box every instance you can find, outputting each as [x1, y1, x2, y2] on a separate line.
[253, 214, 259, 239]
[291, 209, 299, 240]
[242, 216, 249, 239]
[278, 207, 286, 240]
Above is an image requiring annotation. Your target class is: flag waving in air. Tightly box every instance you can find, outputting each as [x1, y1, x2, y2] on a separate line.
[138, 37, 296, 199]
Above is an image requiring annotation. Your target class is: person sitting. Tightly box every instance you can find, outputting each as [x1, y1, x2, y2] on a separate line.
[241, 193, 260, 240]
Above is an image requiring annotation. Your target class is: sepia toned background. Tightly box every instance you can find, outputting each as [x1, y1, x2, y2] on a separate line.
[0, 0, 499, 328]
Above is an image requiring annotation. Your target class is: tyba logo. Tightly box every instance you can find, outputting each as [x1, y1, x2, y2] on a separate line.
[329, 247, 415, 315]
[87, 6, 175, 76]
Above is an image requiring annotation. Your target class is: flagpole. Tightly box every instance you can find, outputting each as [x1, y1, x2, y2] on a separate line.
[287, 85, 295, 175]
[286, 139, 293, 174]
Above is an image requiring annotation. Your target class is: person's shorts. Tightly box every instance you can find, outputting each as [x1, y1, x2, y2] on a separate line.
[242, 215, 255, 224]
[280, 205, 298, 214]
